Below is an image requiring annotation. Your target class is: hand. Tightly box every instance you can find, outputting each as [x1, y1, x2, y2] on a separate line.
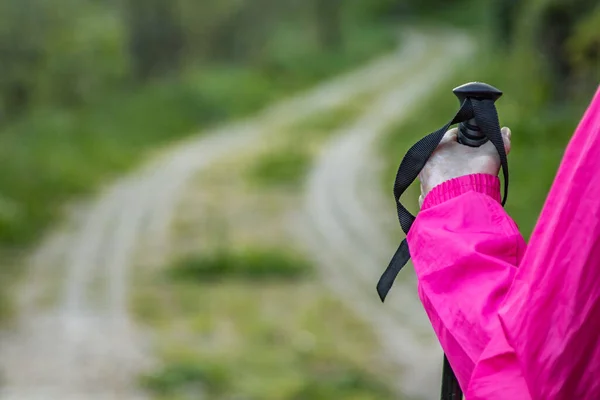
[418, 126, 511, 207]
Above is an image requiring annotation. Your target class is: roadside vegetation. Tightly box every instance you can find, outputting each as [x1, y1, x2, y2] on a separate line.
[3, 0, 597, 397]
[0, 0, 399, 322]
[245, 98, 369, 189]
[133, 103, 402, 398]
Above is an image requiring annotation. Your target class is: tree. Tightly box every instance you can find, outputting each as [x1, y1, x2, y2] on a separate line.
[534, 0, 599, 100]
[125, 0, 185, 81]
[492, 0, 521, 49]
[313, 0, 343, 51]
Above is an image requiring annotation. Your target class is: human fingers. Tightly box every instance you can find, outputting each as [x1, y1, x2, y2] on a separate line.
[439, 127, 458, 145]
[501, 126, 511, 155]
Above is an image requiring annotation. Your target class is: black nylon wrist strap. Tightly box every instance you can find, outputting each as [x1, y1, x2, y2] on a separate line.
[376, 97, 508, 301]
[376, 97, 509, 400]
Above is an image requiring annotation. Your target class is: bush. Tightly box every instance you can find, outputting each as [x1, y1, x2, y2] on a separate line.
[140, 360, 230, 397]
[140, 353, 396, 400]
[288, 364, 394, 400]
[0, 78, 228, 246]
[247, 147, 312, 188]
[168, 247, 313, 282]
[0, 18, 397, 251]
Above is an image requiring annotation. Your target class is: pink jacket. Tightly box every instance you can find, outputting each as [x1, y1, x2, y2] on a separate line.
[407, 85, 600, 400]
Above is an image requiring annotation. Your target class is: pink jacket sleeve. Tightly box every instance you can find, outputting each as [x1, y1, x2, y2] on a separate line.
[407, 174, 530, 399]
[406, 85, 600, 400]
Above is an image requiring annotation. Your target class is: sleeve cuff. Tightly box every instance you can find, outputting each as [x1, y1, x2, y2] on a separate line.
[421, 174, 501, 210]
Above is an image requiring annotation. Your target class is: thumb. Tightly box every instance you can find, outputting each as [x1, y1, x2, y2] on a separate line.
[501, 126, 511, 155]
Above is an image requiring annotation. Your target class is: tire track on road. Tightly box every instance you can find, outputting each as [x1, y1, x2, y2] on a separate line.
[0, 29, 430, 400]
[294, 29, 474, 399]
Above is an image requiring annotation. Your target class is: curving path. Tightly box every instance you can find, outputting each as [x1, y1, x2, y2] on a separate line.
[0, 29, 447, 400]
[293, 29, 474, 399]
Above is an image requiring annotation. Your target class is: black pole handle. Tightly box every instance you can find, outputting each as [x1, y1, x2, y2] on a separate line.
[453, 82, 503, 147]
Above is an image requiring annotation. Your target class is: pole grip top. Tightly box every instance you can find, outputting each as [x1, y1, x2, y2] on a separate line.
[453, 82, 502, 104]
[453, 82, 502, 147]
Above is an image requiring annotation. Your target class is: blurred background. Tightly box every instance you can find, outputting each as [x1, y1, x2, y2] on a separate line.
[0, 0, 598, 399]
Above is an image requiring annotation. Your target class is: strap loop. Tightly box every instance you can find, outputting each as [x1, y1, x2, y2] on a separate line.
[377, 98, 508, 302]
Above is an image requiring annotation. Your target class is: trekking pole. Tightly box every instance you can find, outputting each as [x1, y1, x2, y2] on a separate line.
[439, 82, 504, 400]
[437, 82, 504, 400]
[376, 82, 507, 400]
[441, 355, 463, 400]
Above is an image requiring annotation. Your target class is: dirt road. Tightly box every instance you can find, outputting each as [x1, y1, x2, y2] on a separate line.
[0, 28, 452, 400]
[293, 29, 474, 399]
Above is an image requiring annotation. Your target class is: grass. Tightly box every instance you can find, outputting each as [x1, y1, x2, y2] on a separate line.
[287, 96, 368, 136]
[167, 247, 313, 282]
[245, 97, 369, 189]
[132, 93, 400, 399]
[0, 20, 398, 324]
[137, 219, 400, 399]
[140, 359, 230, 398]
[246, 146, 313, 189]
[134, 280, 398, 400]
[0, 22, 397, 250]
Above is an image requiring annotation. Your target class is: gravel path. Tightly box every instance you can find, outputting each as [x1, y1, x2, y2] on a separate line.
[293, 29, 474, 399]
[0, 29, 437, 400]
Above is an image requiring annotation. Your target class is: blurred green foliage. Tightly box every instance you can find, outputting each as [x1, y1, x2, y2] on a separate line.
[0, 0, 398, 250]
[245, 101, 366, 188]
[246, 94, 377, 191]
[135, 268, 398, 400]
[141, 353, 395, 400]
[288, 362, 394, 400]
[141, 360, 230, 398]
[287, 98, 368, 135]
[247, 147, 312, 188]
[168, 247, 313, 282]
